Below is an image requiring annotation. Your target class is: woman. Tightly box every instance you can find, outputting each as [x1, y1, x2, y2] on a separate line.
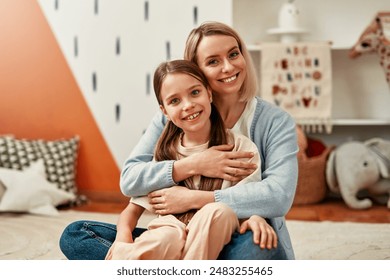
[60, 22, 298, 260]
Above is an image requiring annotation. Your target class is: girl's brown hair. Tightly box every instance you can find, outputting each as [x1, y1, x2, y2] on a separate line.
[184, 21, 258, 102]
[153, 59, 228, 223]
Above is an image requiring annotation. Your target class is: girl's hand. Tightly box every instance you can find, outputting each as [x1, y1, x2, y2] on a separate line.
[148, 186, 193, 215]
[239, 216, 278, 250]
[148, 186, 214, 215]
[194, 144, 257, 182]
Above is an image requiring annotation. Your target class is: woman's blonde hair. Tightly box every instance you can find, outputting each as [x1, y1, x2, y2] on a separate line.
[184, 21, 258, 102]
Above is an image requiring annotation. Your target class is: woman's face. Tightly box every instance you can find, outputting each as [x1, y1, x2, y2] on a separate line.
[195, 35, 247, 98]
[159, 73, 212, 143]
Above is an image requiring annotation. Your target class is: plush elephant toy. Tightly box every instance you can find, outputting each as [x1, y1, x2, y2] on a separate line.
[326, 138, 390, 209]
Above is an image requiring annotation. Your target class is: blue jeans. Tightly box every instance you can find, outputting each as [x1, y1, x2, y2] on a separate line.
[59, 220, 287, 260]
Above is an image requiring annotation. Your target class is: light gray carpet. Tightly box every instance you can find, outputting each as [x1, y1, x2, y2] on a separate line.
[0, 210, 389, 260]
[287, 220, 390, 260]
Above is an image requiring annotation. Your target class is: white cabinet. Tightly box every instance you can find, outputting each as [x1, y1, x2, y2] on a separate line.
[233, 0, 390, 145]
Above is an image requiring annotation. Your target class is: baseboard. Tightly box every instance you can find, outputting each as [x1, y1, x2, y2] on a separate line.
[79, 190, 130, 203]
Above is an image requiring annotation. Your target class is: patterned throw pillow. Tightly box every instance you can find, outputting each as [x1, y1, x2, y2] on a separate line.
[0, 136, 81, 204]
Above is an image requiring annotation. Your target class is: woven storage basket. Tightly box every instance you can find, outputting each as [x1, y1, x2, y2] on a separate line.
[293, 126, 332, 205]
[293, 147, 332, 205]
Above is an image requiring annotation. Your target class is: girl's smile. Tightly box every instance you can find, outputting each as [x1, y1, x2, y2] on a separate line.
[183, 111, 202, 121]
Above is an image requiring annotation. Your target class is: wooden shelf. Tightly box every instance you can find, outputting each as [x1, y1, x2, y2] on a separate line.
[295, 119, 390, 127]
[247, 44, 262, 51]
[330, 119, 390, 126]
[247, 44, 349, 51]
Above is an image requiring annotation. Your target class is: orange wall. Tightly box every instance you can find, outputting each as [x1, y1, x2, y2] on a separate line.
[0, 0, 121, 194]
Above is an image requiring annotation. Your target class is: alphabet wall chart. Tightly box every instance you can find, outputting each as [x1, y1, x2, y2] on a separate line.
[260, 42, 332, 133]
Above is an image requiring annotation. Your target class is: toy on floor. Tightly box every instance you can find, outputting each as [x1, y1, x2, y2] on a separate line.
[349, 11, 390, 90]
[326, 138, 390, 209]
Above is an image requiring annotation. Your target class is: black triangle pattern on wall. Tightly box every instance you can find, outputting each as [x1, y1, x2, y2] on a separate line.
[146, 73, 151, 96]
[144, 1, 149, 21]
[94, 0, 98, 15]
[116, 37, 121, 56]
[74, 36, 78, 57]
[92, 72, 97, 92]
[193, 6, 198, 25]
[166, 41, 171, 60]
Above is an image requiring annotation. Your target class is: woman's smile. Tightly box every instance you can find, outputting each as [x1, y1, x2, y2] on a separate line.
[219, 73, 239, 83]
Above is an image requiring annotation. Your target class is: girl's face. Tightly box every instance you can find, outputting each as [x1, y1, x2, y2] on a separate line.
[160, 73, 212, 144]
[195, 35, 247, 98]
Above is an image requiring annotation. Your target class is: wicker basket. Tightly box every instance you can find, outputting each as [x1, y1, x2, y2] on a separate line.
[293, 126, 332, 205]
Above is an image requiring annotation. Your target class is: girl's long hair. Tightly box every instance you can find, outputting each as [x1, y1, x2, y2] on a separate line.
[153, 60, 229, 223]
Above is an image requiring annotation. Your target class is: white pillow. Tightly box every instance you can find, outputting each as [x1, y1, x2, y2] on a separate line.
[0, 159, 76, 216]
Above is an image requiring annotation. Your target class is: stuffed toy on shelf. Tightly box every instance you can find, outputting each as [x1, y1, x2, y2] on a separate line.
[267, 0, 308, 43]
[349, 11, 390, 90]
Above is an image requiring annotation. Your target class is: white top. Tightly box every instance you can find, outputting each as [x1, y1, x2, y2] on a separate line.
[230, 98, 257, 138]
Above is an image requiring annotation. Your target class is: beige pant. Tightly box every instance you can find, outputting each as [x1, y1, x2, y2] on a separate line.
[110, 202, 239, 260]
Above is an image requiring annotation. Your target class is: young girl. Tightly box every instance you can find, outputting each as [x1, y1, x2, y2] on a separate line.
[105, 60, 277, 260]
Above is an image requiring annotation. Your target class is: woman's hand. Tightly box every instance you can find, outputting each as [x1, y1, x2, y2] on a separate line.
[148, 186, 214, 215]
[172, 144, 257, 184]
[194, 144, 257, 182]
[239, 216, 278, 250]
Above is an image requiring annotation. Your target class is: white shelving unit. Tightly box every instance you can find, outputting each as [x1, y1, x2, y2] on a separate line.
[234, 0, 390, 146]
[330, 119, 390, 126]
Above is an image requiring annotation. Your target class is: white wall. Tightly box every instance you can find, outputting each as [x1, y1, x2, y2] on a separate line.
[38, 0, 232, 167]
[233, 0, 390, 48]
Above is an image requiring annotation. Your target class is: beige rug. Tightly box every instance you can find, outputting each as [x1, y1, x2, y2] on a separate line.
[0, 210, 389, 260]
